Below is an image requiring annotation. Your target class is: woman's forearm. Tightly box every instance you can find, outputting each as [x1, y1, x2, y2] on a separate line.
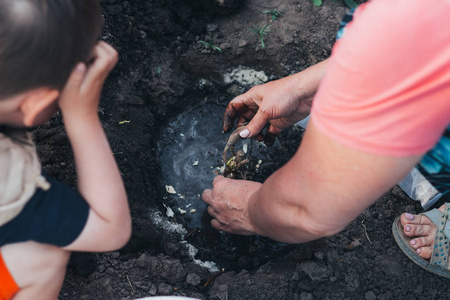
[289, 58, 330, 116]
[247, 120, 420, 244]
[247, 159, 330, 243]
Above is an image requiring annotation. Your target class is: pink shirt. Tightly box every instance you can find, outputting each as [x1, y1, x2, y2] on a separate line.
[311, 0, 450, 157]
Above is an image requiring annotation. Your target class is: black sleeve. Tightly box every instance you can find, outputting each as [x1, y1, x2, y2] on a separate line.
[0, 173, 89, 247]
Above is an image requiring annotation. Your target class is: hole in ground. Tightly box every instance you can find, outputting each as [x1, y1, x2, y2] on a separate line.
[157, 102, 310, 271]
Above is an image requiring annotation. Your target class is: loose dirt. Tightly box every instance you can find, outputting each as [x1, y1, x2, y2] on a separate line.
[32, 0, 450, 299]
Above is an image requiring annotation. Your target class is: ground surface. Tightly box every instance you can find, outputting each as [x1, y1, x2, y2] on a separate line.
[32, 0, 450, 299]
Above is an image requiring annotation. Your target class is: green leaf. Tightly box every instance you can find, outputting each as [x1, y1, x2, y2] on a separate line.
[247, 27, 257, 34]
[343, 0, 358, 8]
[311, 0, 322, 6]
[199, 41, 209, 47]
[262, 25, 271, 34]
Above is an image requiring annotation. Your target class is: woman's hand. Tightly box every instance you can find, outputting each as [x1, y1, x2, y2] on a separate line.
[202, 176, 262, 235]
[223, 59, 328, 146]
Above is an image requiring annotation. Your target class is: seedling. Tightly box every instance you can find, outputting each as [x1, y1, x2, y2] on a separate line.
[342, 0, 358, 8]
[248, 24, 271, 49]
[312, 0, 358, 9]
[262, 9, 282, 21]
[199, 38, 222, 52]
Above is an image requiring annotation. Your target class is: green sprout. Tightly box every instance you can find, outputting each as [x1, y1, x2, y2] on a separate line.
[225, 157, 236, 171]
[312, 0, 358, 9]
[248, 24, 271, 49]
[199, 38, 222, 52]
[342, 0, 358, 8]
[262, 9, 282, 21]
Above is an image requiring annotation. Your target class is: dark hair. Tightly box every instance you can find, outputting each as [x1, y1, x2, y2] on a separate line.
[0, 0, 103, 99]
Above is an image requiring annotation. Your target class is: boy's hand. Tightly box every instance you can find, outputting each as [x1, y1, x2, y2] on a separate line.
[58, 41, 118, 124]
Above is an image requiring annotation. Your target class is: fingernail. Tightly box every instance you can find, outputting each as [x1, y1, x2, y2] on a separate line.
[410, 239, 416, 245]
[405, 213, 414, 221]
[240, 129, 250, 138]
[416, 248, 421, 254]
[405, 225, 410, 232]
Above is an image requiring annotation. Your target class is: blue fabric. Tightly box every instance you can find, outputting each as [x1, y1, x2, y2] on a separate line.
[417, 125, 450, 195]
[336, 8, 356, 40]
[0, 172, 89, 247]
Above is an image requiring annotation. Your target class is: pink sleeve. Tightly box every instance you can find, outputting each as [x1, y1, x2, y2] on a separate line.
[311, 0, 450, 157]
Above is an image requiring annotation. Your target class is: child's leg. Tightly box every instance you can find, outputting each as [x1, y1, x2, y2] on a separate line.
[1, 241, 70, 300]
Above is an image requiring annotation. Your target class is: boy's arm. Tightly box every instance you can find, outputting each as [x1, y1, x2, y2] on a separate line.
[58, 42, 131, 252]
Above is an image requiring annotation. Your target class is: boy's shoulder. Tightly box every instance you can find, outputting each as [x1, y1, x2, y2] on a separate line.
[0, 132, 48, 226]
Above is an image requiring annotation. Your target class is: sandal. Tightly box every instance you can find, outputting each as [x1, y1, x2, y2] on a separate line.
[392, 203, 450, 278]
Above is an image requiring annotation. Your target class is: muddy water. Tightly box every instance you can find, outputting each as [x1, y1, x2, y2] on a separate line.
[157, 103, 279, 228]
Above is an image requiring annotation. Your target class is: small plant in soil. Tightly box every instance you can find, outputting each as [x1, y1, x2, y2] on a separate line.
[262, 9, 282, 21]
[312, 0, 358, 9]
[199, 38, 222, 52]
[223, 149, 251, 179]
[222, 123, 252, 179]
[248, 24, 271, 49]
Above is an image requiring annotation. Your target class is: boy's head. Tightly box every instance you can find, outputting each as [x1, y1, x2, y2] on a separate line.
[0, 0, 103, 126]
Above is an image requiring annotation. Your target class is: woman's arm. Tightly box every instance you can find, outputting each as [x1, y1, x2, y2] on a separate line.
[204, 120, 422, 243]
[247, 120, 422, 243]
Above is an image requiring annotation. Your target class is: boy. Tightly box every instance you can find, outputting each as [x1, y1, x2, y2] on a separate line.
[0, 1, 131, 299]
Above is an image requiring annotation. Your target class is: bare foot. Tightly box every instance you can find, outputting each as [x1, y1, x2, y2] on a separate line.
[400, 204, 446, 260]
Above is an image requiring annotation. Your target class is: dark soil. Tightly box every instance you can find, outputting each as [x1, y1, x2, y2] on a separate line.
[32, 0, 450, 299]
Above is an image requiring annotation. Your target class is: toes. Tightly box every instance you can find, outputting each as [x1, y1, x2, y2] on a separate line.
[410, 235, 434, 250]
[399, 210, 446, 262]
[400, 213, 417, 228]
[404, 223, 435, 238]
[400, 213, 433, 227]
[415, 246, 433, 260]
[401, 212, 416, 223]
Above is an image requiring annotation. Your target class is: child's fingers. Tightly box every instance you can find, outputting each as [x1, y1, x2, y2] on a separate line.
[62, 63, 87, 96]
[82, 43, 116, 86]
[59, 63, 86, 110]
[96, 41, 118, 72]
[99, 41, 118, 60]
[81, 42, 118, 91]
